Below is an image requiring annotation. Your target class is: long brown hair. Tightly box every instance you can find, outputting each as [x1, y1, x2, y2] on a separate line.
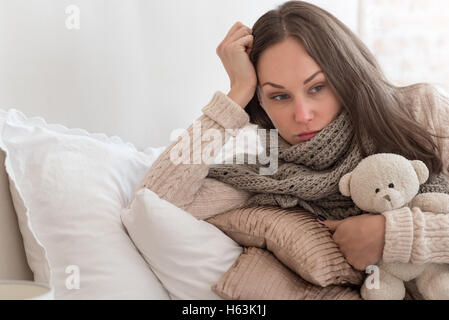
[246, 0, 448, 175]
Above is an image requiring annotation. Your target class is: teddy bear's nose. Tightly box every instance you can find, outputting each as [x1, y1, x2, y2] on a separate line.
[383, 195, 391, 202]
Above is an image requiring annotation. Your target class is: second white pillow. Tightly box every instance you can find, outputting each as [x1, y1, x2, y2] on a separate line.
[121, 188, 242, 300]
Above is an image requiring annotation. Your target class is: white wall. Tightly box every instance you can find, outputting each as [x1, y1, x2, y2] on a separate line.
[0, 0, 359, 150]
[359, 0, 449, 90]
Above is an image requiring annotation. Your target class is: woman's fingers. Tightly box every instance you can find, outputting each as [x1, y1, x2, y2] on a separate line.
[235, 34, 254, 53]
[223, 22, 246, 43]
[318, 219, 344, 232]
[227, 25, 252, 44]
[217, 21, 257, 107]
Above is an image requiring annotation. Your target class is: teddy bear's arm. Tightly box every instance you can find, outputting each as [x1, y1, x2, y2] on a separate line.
[411, 193, 449, 214]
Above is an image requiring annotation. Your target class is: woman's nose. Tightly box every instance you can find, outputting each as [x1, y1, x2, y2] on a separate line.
[293, 99, 313, 123]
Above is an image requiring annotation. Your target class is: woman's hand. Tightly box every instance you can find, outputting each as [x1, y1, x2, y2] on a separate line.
[216, 21, 257, 108]
[319, 214, 386, 271]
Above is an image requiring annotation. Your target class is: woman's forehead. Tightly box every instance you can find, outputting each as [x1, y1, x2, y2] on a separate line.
[257, 39, 322, 84]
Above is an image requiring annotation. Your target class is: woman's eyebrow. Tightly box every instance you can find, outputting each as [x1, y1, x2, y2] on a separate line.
[304, 70, 323, 85]
[262, 70, 323, 89]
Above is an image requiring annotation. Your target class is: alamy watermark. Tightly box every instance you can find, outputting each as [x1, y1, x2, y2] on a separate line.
[65, 5, 80, 30]
[65, 265, 80, 290]
[365, 265, 380, 290]
[169, 121, 279, 175]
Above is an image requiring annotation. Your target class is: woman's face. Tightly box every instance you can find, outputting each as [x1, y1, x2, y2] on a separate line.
[256, 37, 342, 145]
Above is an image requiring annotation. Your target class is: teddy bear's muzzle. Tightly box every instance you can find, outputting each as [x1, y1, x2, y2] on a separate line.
[373, 189, 405, 211]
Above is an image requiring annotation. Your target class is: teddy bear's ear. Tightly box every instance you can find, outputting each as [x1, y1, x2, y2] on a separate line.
[339, 172, 352, 197]
[411, 160, 430, 185]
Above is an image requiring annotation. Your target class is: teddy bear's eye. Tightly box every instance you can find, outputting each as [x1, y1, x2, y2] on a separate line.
[389, 183, 395, 189]
[375, 188, 380, 193]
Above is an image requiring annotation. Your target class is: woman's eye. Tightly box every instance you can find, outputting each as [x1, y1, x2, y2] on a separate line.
[270, 85, 324, 101]
[270, 94, 289, 101]
[310, 85, 325, 94]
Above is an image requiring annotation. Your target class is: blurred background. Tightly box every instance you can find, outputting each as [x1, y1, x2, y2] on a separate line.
[0, 0, 447, 150]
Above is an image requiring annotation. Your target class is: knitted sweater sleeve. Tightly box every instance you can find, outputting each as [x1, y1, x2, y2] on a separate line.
[134, 91, 253, 220]
[382, 85, 449, 264]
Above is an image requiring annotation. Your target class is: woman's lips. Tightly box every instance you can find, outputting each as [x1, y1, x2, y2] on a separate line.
[297, 131, 320, 141]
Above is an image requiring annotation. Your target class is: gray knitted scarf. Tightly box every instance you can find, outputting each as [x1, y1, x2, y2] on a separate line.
[207, 109, 449, 220]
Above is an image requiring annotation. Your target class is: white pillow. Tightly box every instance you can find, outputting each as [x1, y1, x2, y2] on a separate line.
[121, 188, 243, 300]
[0, 109, 170, 300]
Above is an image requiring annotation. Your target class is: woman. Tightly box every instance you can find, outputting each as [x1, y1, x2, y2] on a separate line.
[136, 1, 449, 273]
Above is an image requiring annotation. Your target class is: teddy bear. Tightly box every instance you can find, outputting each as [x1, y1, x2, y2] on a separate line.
[338, 153, 449, 300]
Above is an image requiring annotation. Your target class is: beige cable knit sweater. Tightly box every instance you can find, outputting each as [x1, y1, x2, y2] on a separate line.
[135, 84, 449, 265]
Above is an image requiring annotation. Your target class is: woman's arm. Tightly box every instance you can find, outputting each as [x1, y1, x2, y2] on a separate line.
[383, 207, 449, 264]
[131, 22, 257, 219]
[132, 91, 253, 218]
[383, 84, 449, 264]
[321, 206, 449, 269]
